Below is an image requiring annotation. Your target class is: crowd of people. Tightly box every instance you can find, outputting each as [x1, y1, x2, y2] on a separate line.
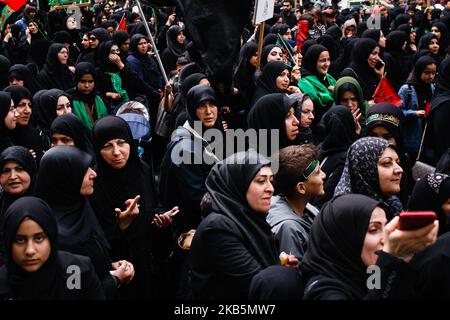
[0, 0, 449, 300]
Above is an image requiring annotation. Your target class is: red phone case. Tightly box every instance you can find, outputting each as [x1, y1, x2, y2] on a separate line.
[398, 211, 437, 231]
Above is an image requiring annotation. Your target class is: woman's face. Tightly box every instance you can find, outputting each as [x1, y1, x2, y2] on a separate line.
[361, 207, 387, 267]
[249, 53, 258, 67]
[80, 167, 97, 196]
[340, 90, 359, 113]
[100, 138, 130, 169]
[89, 34, 100, 49]
[28, 22, 38, 34]
[367, 125, 396, 145]
[276, 69, 290, 91]
[316, 51, 330, 76]
[300, 98, 314, 129]
[12, 218, 51, 273]
[137, 38, 149, 55]
[345, 25, 356, 38]
[195, 100, 218, 128]
[410, 30, 416, 44]
[0, 160, 31, 195]
[429, 38, 440, 55]
[57, 47, 69, 65]
[81, 34, 90, 49]
[377, 147, 403, 197]
[56, 96, 71, 116]
[16, 98, 32, 126]
[431, 26, 442, 39]
[379, 31, 386, 48]
[177, 31, 186, 44]
[283, 28, 292, 41]
[51, 133, 75, 147]
[367, 46, 381, 68]
[267, 47, 283, 63]
[285, 107, 299, 141]
[246, 166, 274, 214]
[420, 63, 437, 84]
[5, 99, 18, 130]
[77, 74, 95, 95]
[9, 77, 24, 86]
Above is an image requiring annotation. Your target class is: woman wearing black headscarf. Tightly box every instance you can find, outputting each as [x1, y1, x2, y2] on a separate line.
[298, 44, 336, 126]
[35, 88, 72, 143]
[362, 28, 386, 50]
[38, 43, 74, 90]
[247, 93, 300, 157]
[112, 30, 131, 61]
[0, 92, 17, 154]
[126, 34, 163, 108]
[0, 55, 11, 90]
[313, 106, 357, 208]
[409, 173, 450, 235]
[418, 33, 442, 66]
[189, 150, 282, 299]
[422, 57, 450, 166]
[3, 85, 47, 163]
[395, 24, 416, 71]
[90, 116, 173, 299]
[77, 28, 110, 65]
[66, 62, 109, 129]
[233, 41, 258, 113]
[161, 25, 186, 74]
[22, 21, 52, 70]
[252, 60, 293, 107]
[398, 56, 436, 159]
[302, 193, 438, 300]
[34, 146, 134, 299]
[341, 38, 384, 101]
[8, 64, 41, 95]
[383, 31, 408, 92]
[335, 137, 404, 217]
[0, 196, 105, 299]
[49, 113, 94, 157]
[431, 21, 449, 58]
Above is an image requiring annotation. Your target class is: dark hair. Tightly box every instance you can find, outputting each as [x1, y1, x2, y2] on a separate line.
[273, 144, 317, 197]
[336, 82, 361, 105]
[200, 192, 213, 218]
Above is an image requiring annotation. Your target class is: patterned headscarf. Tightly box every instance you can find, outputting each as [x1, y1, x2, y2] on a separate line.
[335, 137, 403, 218]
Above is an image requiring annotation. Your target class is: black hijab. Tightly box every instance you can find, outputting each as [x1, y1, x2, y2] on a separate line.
[49, 113, 95, 157]
[301, 44, 328, 79]
[166, 25, 186, 57]
[0, 92, 13, 153]
[418, 33, 441, 64]
[0, 55, 11, 90]
[302, 193, 381, 299]
[34, 146, 110, 255]
[0, 146, 37, 216]
[2, 196, 60, 299]
[318, 105, 358, 158]
[36, 89, 68, 131]
[8, 65, 41, 95]
[406, 56, 436, 110]
[40, 43, 75, 91]
[253, 61, 290, 104]
[206, 149, 279, 267]
[2, 85, 31, 108]
[301, 39, 317, 57]
[233, 41, 257, 96]
[247, 93, 298, 155]
[95, 41, 119, 73]
[408, 173, 450, 235]
[347, 38, 380, 100]
[362, 29, 381, 43]
[260, 44, 277, 68]
[66, 62, 97, 105]
[431, 21, 449, 57]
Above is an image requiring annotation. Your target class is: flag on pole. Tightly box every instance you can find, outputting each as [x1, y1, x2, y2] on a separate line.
[118, 13, 127, 31]
[0, 5, 14, 32]
[372, 76, 403, 106]
[0, 0, 26, 11]
[276, 33, 296, 67]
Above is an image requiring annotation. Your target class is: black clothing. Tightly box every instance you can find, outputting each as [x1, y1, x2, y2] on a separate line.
[38, 43, 74, 90]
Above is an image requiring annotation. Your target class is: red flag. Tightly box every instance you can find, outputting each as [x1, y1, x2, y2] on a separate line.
[0, 0, 26, 12]
[372, 76, 403, 106]
[118, 15, 127, 32]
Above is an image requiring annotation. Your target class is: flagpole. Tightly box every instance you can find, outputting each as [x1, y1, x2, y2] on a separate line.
[256, 21, 265, 71]
[134, 0, 169, 84]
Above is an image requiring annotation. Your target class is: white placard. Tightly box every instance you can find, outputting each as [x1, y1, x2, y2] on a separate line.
[253, 0, 275, 24]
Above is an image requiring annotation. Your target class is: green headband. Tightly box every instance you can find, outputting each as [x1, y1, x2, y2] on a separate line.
[301, 159, 319, 181]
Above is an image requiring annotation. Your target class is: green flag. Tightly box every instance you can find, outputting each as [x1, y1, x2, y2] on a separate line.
[276, 34, 296, 68]
[0, 5, 14, 33]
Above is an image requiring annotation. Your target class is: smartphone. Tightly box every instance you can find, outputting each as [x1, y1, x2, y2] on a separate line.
[398, 211, 437, 231]
[375, 60, 383, 70]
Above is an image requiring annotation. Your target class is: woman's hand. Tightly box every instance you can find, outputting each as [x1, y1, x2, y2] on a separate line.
[352, 109, 362, 135]
[383, 216, 439, 263]
[415, 110, 426, 117]
[106, 92, 123, 100]
[287, 85, 301, 94]
[152, 206, 179, 229]
[111, 260, 135, 284]
[109, 53, 125, 69]
[115, 195, 140, 230]
[374, 59, 385, 79]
